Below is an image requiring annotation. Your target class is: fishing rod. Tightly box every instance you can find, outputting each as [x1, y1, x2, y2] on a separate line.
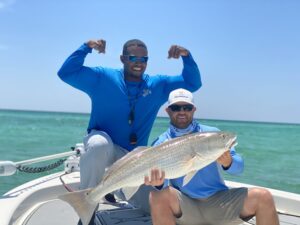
[0, 143, 84, 176]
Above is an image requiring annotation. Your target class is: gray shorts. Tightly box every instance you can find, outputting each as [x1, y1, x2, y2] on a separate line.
[176, 188, 248, 225]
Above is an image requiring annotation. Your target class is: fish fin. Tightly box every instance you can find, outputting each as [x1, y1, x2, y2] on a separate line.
[182, 154, 203, 186]
[58, 189, 97, 225]
[121, 186, 140, 200]
[183, 170, 197, 186]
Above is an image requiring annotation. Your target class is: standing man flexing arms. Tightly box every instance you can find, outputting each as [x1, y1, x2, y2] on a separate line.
[57, 38, 201, 222]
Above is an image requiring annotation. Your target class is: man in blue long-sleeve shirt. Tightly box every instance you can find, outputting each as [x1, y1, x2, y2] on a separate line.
[146, 89, 279, 225]
[57, 39, 201, 219]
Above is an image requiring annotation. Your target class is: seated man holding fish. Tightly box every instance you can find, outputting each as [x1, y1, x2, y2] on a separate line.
[145, 88, 279, 225]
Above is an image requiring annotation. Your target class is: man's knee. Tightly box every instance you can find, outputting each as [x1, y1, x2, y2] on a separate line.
[257, 188, 274, 205]
[149, 188, 173, 205]
[250, 188, 275, 206]
[83, 132, 115, 162]
[85, 131, 113, 151]
[150, 187, 181, 219]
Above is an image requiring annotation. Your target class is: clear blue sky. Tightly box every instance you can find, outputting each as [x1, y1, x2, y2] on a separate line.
[0, 0, 299, 124]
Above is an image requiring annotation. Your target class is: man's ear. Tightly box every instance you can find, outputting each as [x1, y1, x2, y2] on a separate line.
[120, 55, 125, 64]
[166, 107, 171, 116]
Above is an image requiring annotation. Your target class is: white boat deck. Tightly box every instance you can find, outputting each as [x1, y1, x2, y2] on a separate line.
[1, 172, 300, 225]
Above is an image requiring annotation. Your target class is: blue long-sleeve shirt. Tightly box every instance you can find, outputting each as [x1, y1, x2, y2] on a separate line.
[58, 43, 201, 150]
[152, 124, 244, 199]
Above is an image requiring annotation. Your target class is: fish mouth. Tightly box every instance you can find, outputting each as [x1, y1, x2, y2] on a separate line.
[228, 135, 238, 148]
[229, 136, 238, 148]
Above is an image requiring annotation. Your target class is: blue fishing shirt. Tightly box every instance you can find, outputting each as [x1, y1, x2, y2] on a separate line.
[57, 43, 201, 151]
[152, 124, 244, 199]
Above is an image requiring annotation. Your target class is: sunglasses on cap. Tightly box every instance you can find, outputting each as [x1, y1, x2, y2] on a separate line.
[124, 55, 148, 63]
[168, 104, 194, 112]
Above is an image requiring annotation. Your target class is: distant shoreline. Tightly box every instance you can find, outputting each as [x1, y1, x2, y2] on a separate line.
[1, 108, 299, 126]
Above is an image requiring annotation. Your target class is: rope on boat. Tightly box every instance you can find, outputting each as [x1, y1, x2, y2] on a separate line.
[59, 172, 75, 192]
[17, 158, 66, 173]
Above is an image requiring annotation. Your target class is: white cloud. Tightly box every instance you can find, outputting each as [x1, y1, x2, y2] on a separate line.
[0, 0, 16, 10]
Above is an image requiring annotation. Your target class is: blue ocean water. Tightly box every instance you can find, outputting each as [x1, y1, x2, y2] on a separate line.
[0, 109, 299, 195]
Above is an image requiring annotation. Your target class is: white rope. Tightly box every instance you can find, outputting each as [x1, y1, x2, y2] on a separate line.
[15, 151, 76, 166]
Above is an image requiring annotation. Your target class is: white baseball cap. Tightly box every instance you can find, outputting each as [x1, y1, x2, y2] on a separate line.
[168, 88, 194, 106]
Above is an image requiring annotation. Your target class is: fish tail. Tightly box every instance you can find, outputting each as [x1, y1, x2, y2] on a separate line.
[58, 189, 98, 225]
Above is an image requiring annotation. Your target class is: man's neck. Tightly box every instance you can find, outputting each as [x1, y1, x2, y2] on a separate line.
[124, 74, 142, 82]
[169, 120, 200, 138]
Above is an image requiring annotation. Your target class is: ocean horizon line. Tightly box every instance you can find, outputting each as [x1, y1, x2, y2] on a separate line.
[1, 107, 299, 126]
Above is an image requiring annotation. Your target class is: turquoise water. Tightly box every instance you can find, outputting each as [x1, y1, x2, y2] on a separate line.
[0, 109, 299, 195]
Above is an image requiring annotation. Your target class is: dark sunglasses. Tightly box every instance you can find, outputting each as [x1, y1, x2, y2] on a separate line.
[125, 55, 148, 63]
[168, 104, 194, 112]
